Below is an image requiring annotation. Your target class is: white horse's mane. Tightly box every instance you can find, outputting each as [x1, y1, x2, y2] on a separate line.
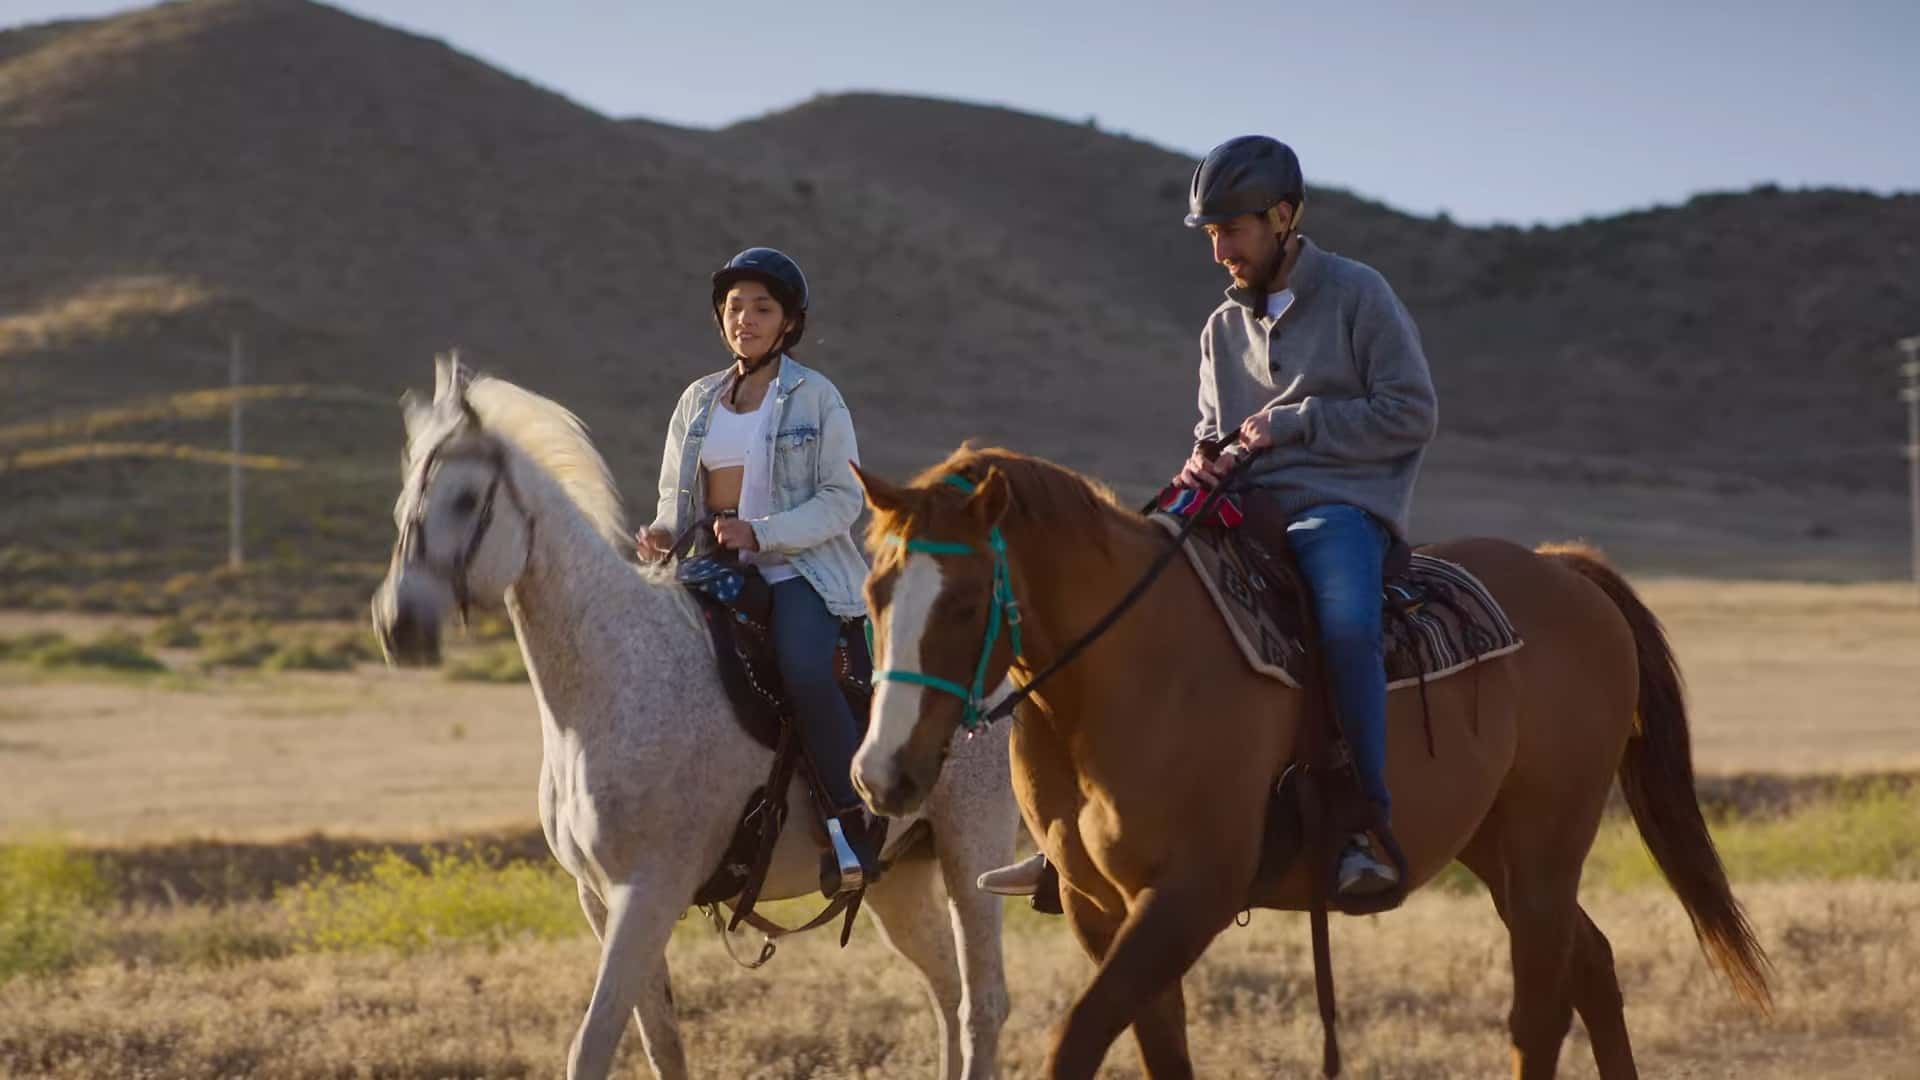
[465, 375, 631, 555]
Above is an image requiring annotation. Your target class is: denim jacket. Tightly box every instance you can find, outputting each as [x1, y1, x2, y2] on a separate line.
[650, 356, 869, 617]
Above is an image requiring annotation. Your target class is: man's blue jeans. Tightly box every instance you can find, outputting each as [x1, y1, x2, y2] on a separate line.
[1285, 503, 1392, 821]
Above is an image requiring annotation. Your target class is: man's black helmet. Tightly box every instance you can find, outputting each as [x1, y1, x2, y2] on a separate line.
[711, 247, 808, 355]
[1184, 136, 1305, 228]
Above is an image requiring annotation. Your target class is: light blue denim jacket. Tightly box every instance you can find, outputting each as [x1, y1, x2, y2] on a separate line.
[649, 356, 869, 617]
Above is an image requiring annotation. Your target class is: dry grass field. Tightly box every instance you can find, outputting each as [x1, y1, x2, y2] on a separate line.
[0, 883, 1913, 1078]
[2, 576, 1917, 1078]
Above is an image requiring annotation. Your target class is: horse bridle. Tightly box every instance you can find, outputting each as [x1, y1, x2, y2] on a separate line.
[399, 437, 535, 624]
[873, 449, 1260, 733]
[874, 475, 1026, 731]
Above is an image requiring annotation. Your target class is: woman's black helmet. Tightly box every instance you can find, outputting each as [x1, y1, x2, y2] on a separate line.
[1184, 136, 1305, 228]
[712, 247, 809, 356]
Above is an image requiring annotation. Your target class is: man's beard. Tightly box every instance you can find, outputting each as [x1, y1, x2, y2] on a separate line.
[1233, 247, 1286, 292]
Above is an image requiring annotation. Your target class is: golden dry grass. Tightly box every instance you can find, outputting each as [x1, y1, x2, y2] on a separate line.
[0, 883, 1912, 1078]
[0, 275, 212, 356]
[1635, 579, 1920, 774]
[1, 579, 1916, 1075]
[0, 384, 383, 447]
[0, 440, 301, 473]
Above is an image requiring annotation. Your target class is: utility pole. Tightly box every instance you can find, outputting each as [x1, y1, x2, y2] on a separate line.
[229, 333, 244, 570]
[1900, 335, 1920, 605]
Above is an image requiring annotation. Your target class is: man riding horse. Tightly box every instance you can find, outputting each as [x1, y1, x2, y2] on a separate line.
[981, 134, 1438, 900]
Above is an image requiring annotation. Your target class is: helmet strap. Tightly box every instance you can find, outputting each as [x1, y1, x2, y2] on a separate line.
[726, 325, 789, 407]
[1259, 201, 1305, 308]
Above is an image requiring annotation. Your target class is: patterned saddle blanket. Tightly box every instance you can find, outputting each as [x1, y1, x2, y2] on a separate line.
[1148, 512, 1523, 690]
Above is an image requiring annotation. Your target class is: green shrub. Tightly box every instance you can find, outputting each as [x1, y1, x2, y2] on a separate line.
[263, 640, 353, 672]
[445, 645, 527, 684]
[277, 848, 578, 954]
[200, 625, 277, 669]
[1428, 785, 1920, 897]
[1580, 783, 1920, 891]
[147, 617, 202, 648]
[0, 842, 112, 980]
[27, 631, 166, 673]
[0, 630, 66, 661]
[321, 629, 380, 664]
[467, 613, 517, 643]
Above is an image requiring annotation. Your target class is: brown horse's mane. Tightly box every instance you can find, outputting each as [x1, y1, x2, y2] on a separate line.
[866, 445, 1149, 553]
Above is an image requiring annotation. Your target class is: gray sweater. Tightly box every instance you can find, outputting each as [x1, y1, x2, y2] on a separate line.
[1194, 236, 1438, 540]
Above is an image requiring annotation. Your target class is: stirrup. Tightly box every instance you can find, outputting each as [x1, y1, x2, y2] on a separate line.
[821, 816, 870, 897]
[1335, 834, 1400, 897]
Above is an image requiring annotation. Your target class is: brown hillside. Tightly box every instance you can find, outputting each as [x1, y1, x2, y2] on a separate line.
[1, 0, 1913, 613]
[0, 2, 1198, 514]
[707, 93, 1920, 492]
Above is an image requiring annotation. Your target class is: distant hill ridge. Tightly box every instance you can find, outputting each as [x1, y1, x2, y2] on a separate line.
[1, 0, 1913, 597]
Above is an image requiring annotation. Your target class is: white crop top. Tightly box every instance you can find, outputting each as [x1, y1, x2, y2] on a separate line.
[699, 393, 767, 470]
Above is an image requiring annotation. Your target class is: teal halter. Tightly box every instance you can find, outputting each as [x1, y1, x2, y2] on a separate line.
[871, 475, 1025, 732]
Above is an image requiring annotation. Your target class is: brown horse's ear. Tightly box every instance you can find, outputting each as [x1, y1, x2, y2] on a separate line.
[969, 466, 1010, 527]
[852, 462, 908, 513]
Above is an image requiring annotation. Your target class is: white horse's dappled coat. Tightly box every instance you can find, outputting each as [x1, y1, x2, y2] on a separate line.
[373, 358, 1017, 1080]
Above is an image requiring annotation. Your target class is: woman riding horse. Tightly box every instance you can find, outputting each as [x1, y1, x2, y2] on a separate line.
[637, 247, 880, 889]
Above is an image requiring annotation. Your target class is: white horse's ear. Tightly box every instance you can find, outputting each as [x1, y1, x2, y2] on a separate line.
[400, 390, 432, 445]
[432, 349, 473, 404]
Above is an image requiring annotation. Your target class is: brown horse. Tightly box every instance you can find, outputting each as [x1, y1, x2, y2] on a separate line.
[848, 446, 1771, 1080]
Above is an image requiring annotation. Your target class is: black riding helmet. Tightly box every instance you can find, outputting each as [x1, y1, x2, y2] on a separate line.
[711, 247, 809, 357]
[1184, 136, 1305, 228]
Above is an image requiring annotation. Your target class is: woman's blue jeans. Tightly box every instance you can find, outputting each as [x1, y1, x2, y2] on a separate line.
[770, 577, 863, 811]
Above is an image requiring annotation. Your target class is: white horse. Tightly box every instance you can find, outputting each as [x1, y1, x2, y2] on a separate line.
[371, 356, 1017, 1079]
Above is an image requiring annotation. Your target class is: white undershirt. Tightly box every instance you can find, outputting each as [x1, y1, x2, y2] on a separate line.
[699, 386, 799, 584]
[1265, 288, 1296, 323]
[699, 391, 765, 470]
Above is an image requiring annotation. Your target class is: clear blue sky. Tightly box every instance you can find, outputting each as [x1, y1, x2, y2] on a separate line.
[12, 0, 1917, 224]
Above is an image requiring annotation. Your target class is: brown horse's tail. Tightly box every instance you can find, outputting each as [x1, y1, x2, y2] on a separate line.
[1538, 542, 1774, 1012]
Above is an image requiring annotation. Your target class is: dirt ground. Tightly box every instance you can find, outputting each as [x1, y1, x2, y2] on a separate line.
[3, 576, 1917, 843]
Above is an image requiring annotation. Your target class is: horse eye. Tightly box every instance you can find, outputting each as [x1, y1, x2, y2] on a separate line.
[451, 490, 478, 516]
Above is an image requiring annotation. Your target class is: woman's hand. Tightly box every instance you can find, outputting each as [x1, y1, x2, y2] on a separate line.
[636, 527, 674, 563]
[713, 517, 760, 552]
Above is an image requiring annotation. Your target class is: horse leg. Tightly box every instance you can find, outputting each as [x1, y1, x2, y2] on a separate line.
[568, 879, 686, 1080]
[933, 835, 1015, 1078]
[1458, 823, 1592, 1080]
[1568, 907, 1637, 1078]
[1048, 883, 1225, 1080]
[578, 880, 607, 939]
[866, 853, 970, 1080]
[574, 878, 697, 1076]
[1059, 889, 1192, 1080]
[1128, 983, 1193, 1080]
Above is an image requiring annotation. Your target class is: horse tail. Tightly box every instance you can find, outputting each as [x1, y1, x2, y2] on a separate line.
[1538, 542, 1775, 1012]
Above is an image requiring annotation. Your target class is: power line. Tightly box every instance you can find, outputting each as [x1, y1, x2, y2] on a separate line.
[1900, 334, 1920, 605]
